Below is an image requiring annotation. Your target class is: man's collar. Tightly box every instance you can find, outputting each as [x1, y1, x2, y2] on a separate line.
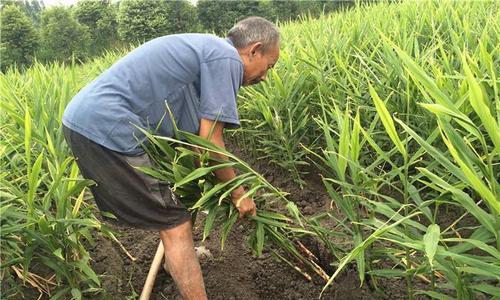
[225, 37, 235, 47]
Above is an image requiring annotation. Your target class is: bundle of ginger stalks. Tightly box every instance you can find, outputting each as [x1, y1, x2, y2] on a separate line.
[136, 126, 334, 283]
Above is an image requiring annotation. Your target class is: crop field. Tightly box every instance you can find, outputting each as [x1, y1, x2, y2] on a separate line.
[1, 1, 499, 299]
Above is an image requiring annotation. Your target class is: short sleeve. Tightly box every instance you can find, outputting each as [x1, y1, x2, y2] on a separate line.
[199, 58, 243, 128]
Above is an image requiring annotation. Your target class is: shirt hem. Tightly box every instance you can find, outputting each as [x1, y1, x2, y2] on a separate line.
[62, 119, 145, 156]
[198, 112, 240, 128]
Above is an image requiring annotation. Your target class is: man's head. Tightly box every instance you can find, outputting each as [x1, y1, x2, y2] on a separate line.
[228, 16, 280, 86]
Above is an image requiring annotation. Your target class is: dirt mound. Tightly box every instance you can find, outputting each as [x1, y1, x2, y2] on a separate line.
[90, 218, 381, 300]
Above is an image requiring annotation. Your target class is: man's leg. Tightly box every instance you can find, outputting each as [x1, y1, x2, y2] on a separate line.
[159, 220, 207, 300]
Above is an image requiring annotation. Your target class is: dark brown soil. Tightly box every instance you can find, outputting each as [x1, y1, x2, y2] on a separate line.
[89, 217, 379, 300]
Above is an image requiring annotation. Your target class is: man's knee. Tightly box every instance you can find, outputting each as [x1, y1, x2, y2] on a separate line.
[159, 219, 193, 246]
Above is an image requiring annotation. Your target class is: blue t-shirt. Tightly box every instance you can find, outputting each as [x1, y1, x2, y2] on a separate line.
[62, 34, 243, 155]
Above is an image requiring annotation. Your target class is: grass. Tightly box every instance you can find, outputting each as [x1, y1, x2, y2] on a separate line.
[0, 56, 122, 299]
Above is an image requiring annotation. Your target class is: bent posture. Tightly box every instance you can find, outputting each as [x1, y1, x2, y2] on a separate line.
[62, 17, 280, 299]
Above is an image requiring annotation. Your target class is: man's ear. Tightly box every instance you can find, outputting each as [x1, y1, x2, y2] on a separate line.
[249, 42, 263, 56]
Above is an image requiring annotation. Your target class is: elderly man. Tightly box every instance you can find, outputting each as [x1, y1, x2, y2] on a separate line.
[62, 17, 280, 299]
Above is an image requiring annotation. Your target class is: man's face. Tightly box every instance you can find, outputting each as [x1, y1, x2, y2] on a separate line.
[241, 43, 280, 86]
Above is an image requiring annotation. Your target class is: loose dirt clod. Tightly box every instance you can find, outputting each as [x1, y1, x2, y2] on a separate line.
[195, 246, 213, 260]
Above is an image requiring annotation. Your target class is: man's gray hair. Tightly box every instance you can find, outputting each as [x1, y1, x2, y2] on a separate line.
[227, 16, 280, 53]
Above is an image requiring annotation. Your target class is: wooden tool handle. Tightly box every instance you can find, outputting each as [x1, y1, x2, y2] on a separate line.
[140, 241, 165, 300]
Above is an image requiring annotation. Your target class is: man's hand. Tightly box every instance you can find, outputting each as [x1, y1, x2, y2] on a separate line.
[231, 186, 256, 218]
[232, 195, 257, 219]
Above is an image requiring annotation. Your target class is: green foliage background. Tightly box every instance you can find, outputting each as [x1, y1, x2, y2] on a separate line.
[0, 0, 353, 71]
[73, 0, 117, 56]
[39, 7, 91, 62]
[0, 5, 38, 70]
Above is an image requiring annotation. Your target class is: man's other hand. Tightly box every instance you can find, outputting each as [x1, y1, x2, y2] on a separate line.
[233, 196, 257, 219]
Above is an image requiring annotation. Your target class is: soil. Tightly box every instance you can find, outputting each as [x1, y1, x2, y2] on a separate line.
[89, 218, 379, 300]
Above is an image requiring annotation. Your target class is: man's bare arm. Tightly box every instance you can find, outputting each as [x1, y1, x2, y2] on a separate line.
[198, 118, 256, 218]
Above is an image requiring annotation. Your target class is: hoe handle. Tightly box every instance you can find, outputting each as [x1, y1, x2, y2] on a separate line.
[140, 241, 165, 300]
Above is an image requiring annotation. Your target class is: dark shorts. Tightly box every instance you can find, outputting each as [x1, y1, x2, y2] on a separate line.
[63, 125, 191, 230]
